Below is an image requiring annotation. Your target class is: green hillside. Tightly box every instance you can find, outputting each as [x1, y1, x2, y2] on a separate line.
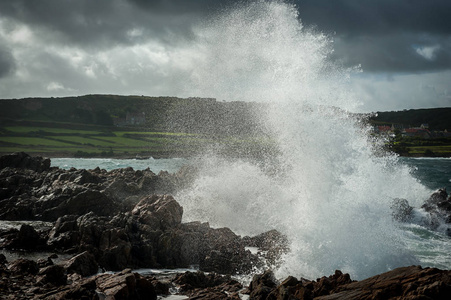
[370, 108, 451, 131]
[1, 95, 450, 157]
[0, 95, 269, 158]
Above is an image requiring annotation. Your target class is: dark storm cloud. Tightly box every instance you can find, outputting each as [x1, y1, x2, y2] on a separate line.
[331, 34, 451, 72]
[0, 44, 15, 78]
[1, 0, 450, 72]
[296, 0, 451, 36]
[295, 0, 451, 72]
[0, 0, 227, 48]
[1, 0, 450, 110]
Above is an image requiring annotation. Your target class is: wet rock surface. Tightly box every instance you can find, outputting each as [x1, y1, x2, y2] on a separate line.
[0, 153, 283, 274]
[246, 266, 451, 300]
[391, 188, 451, 236]
[1, 256, 450, 300]
[1, 153, 451, 299]
[421, 188, 451, 234]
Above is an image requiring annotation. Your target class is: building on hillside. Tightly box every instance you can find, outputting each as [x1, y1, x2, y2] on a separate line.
[374, 125, 392, 134]
[402, 128, 431, 138]
[391, 123, 405, 131]
[378, 125, 392, 132]
[433, 129, 451, 138]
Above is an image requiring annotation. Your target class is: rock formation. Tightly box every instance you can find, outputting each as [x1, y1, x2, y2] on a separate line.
[1, 153, 451, 299]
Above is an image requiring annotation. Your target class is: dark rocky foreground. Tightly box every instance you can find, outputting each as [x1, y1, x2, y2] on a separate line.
[1, 152, 451, 299]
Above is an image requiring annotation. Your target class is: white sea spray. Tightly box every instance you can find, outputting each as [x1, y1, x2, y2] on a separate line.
[175, 1, 435, 280]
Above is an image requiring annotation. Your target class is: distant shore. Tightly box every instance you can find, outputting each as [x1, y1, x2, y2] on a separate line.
[1, 150, 450, 160]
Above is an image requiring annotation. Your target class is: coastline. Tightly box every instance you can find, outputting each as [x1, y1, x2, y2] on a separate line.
[1, 152, 451, 299]
[4, 149, 450, 160]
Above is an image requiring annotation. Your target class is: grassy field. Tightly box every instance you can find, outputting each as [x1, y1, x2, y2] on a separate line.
[406, 145, 451, 156]
[0, 124, 262, 158]
[4, 126, 103, 135]
[390, 136, 451, 157]
[0, 125, 196, 157]
[2, 123, 449, 158]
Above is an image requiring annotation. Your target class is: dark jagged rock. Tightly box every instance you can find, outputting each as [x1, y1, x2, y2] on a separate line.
[0, 154, 187, 222]
[420, 188, 451, 236]
[424, 188, 449, 206]
[0, 253, 7, 265]
[47, 215, 80, 250]
[1, 256, 451, 299]
[3, 267, 157, 300]
[246, 266, 451, 300]
[0, 152, 50, 173]
[36, 264, 67, 286]
[40, 189, 122, 221]
[8, 258, 39, 275]
[389, 188, 451, 237]
[318, 266, 451, 300]
[37, 257, 54, 268]
[64, 251, 99, 277]
[131, 194, 183, 230]
[0, 153, 298, 275]
[95, 269, 157, 300]
[0, 224, 43, 250]
[173, 271, 242, 299]
[2, 153, 451, 299]
[248, 270, 278, 299]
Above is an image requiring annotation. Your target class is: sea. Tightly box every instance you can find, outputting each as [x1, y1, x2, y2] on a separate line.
[50, 156, 451, 192]
[51, 157, 189, 174]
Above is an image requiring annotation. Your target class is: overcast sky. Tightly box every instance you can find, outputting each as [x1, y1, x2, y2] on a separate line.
[0, 0, 450, 112]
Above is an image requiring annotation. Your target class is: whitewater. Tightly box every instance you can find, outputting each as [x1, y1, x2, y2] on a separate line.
[168, 1, 450, 281]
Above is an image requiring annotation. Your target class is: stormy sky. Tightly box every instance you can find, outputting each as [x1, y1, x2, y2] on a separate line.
[0, 0, 450, 112]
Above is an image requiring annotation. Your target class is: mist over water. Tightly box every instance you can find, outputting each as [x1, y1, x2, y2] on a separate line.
[177, 1, 433, 280]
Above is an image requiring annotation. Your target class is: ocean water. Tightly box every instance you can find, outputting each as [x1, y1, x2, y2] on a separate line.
[399, 157, 451, 192]
[51, 157, 188, 174]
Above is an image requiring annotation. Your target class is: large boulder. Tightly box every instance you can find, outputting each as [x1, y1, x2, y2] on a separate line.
[173, 271, 242, 299]
[2, 224, 45, 250]
[8, 258, 40, 275]
[132, 194, 183, 230]
[421, 188, 451, 236]
[248, 270, 277, 300]
[36, 264, 67, 286]
[95, 269, 157, 300]
[64, 251, 99, 277]
[47, 215, 80, 250]
[41, 189, 121, 221]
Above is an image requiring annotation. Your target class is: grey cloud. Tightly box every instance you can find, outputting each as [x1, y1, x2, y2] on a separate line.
[1, 0, 451, 104]
[296, 0, 451, 36]
[0, 0, 214, 48]
[0, 44, 15, 78]
[332, 34, 451, 72]
[295, 0, 451, 72]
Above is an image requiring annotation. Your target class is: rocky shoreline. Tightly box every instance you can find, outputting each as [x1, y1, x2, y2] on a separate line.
[1, 152, 451, 299]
